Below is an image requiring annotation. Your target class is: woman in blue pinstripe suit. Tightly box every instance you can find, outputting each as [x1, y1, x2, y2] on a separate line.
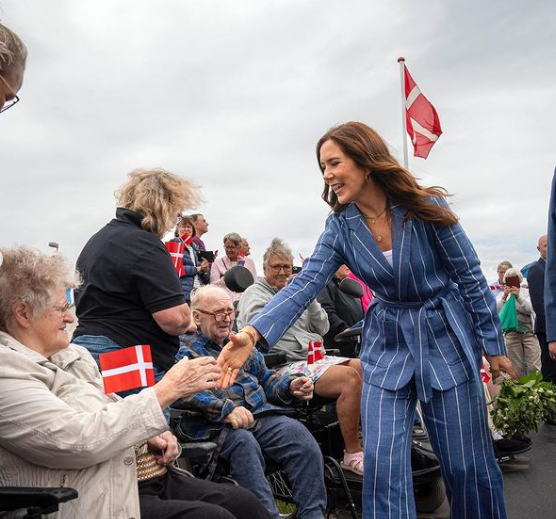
[218, 122, 515, 519]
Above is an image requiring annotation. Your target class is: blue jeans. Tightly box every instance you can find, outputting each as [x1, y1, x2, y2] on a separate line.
[219, 414, 326, 519]
[72, 335, 169, 419]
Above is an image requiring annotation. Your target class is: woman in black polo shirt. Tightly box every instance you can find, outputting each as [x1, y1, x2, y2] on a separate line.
[73, 168, 199, 392]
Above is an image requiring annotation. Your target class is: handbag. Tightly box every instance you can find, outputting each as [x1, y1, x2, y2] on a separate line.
[499, 294, 519, 333]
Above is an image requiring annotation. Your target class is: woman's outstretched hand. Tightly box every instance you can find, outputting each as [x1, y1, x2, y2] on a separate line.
[216, 328, 258, 388]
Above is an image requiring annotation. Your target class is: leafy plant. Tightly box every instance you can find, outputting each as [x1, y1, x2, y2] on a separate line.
[490, 370, 556, 439]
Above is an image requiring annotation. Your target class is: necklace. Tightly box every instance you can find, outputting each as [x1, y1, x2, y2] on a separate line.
[362, 205, 388, 224]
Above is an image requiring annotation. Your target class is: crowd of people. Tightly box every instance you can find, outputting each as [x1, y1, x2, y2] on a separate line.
[3, 18, 556, 519]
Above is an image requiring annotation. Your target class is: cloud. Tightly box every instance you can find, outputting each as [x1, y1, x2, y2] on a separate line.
[1, 0, 554, 282]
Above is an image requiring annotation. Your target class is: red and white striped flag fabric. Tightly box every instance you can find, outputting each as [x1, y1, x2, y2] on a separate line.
[403, 63, 442, 159]
[307, 341, 315, 365]
[99, 345, 155, 394]
[313, 341, 325, 362]
[480, 367, 491, 384]
[307, 341, 325, 365]
[165, 241, 185, 277]
[180, 233, 194, 246]
[489, 285, 503, 291]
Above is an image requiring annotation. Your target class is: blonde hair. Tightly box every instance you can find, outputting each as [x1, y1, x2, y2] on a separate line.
[0, 247, 80, 331]
[0, 22, 27, 77]
[116, 168, 201, 238]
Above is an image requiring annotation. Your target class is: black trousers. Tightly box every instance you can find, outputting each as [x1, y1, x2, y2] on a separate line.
[537, 332, 556, 383]
[139, 468, 271, 519]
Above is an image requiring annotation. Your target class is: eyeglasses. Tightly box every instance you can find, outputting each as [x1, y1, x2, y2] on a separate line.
[52, 301, 71, 317]
[0, 75, 20, 114]
[196, 308, 235, 322]
[268, 264, 293, 273]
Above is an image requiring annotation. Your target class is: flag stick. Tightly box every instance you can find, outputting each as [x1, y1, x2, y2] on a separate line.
[397, 57, 409, 169]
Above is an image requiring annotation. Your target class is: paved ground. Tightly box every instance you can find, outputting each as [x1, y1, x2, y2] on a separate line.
[337, 422, 556, 518]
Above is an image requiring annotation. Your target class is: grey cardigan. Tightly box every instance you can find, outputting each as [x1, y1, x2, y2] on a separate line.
[237, 276, 330, 361]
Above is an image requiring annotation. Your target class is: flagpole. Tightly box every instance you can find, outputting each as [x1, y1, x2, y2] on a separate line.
[397, 57, 409, 169]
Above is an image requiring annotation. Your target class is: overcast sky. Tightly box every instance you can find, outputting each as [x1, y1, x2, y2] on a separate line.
[1, 0, 554, 281]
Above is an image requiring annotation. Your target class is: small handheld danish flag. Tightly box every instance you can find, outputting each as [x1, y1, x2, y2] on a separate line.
[307, 341, 325, 365]
[99, 345, 155, 394]
[165, 241, 185, 277]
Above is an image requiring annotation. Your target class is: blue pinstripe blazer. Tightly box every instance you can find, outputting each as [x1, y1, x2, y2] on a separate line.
[251, 199, 506, 402]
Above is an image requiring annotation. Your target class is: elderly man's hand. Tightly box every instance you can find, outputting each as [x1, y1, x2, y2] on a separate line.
[148, 431, 181, 465]
[223, 406, 254, 429]
[216, 328, 259, 388]
[486, 354, 517, 381]
[289, 376, 314, 401]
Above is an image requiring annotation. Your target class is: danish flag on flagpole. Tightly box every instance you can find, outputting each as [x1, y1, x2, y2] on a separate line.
[400, 59, 442, 159]
[165, 241, 185, 277]
[99, 345, 155, 394]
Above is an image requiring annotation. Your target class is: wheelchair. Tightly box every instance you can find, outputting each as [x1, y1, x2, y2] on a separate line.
[0, 487, 78, 518]
[169, 397, 359, 519]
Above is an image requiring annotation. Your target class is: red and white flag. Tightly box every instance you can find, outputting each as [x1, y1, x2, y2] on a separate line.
[480, 367, 491, 384]
[313, 341, 325, 362]
[307, 341, 315, 365]
[180, 233, 194, 246]
[165, 241, 185, 277]
[489, 285, 503, 291]
[99, 345, 155, 394]
[307, 341, 325, 365]
[403, 63, 442, 159]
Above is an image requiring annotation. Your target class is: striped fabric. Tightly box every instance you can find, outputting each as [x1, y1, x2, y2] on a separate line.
[250, 198, 507, 519]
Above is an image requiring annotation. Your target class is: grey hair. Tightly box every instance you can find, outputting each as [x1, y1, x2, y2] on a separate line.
[0, 247, 80, 332]
[263, 238, 293, 267]
[0, 22, 27, 77]
[497, 261, 513, 271]
[503, 267, 523, 284]
[190, 285, 230, 312]
[223, 232, 242, 247]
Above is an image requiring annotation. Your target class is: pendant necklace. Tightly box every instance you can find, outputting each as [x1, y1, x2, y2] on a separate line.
[362, 205, 388, 243]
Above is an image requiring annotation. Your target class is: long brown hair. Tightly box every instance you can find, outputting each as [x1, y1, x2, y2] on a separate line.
[316, 122, 457, 226]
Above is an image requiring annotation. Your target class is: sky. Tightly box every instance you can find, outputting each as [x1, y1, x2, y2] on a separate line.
[1, 0, 555, 282]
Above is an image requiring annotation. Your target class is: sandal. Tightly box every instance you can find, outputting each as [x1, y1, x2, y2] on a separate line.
[340, 450, 364, 476]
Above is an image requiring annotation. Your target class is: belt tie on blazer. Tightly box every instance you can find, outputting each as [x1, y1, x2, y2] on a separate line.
[375, 286, 454, 403]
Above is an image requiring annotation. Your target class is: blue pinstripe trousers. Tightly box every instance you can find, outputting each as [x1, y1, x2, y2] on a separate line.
[361, 380, 507, 519]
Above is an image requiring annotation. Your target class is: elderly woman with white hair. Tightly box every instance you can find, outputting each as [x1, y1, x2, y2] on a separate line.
[496, 267, 541, 378]
[210, 232, 257, 303]
[0, 21, 26, 113]
[0, 247, 270, 519]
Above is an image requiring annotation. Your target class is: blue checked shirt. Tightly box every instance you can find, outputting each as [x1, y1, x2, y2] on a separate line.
[175, 333, 295, 438]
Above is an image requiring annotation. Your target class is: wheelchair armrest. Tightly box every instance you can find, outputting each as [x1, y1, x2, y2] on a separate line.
[0, 487, 78, 513]
[180, 441, 217, 459]
[263, 351, 288, 367]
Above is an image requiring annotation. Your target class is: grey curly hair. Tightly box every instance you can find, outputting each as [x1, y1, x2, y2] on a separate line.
[0, 247, 80, 331]
[0, 22, 27, 78]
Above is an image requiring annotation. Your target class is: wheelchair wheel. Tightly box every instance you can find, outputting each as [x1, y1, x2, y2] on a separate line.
[266, 469, 298, 519]
[414, 475, 446, 513]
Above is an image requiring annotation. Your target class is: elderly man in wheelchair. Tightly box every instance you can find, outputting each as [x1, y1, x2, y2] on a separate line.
[175, 285, 327, 519]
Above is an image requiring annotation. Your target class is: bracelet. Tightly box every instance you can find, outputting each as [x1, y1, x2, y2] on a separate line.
[239, 327, 257, 345]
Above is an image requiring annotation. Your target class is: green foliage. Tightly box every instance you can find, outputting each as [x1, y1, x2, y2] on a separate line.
[491, 370, 556, 438]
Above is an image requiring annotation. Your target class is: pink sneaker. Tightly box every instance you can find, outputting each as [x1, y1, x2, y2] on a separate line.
[340, 450, 364, 476]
